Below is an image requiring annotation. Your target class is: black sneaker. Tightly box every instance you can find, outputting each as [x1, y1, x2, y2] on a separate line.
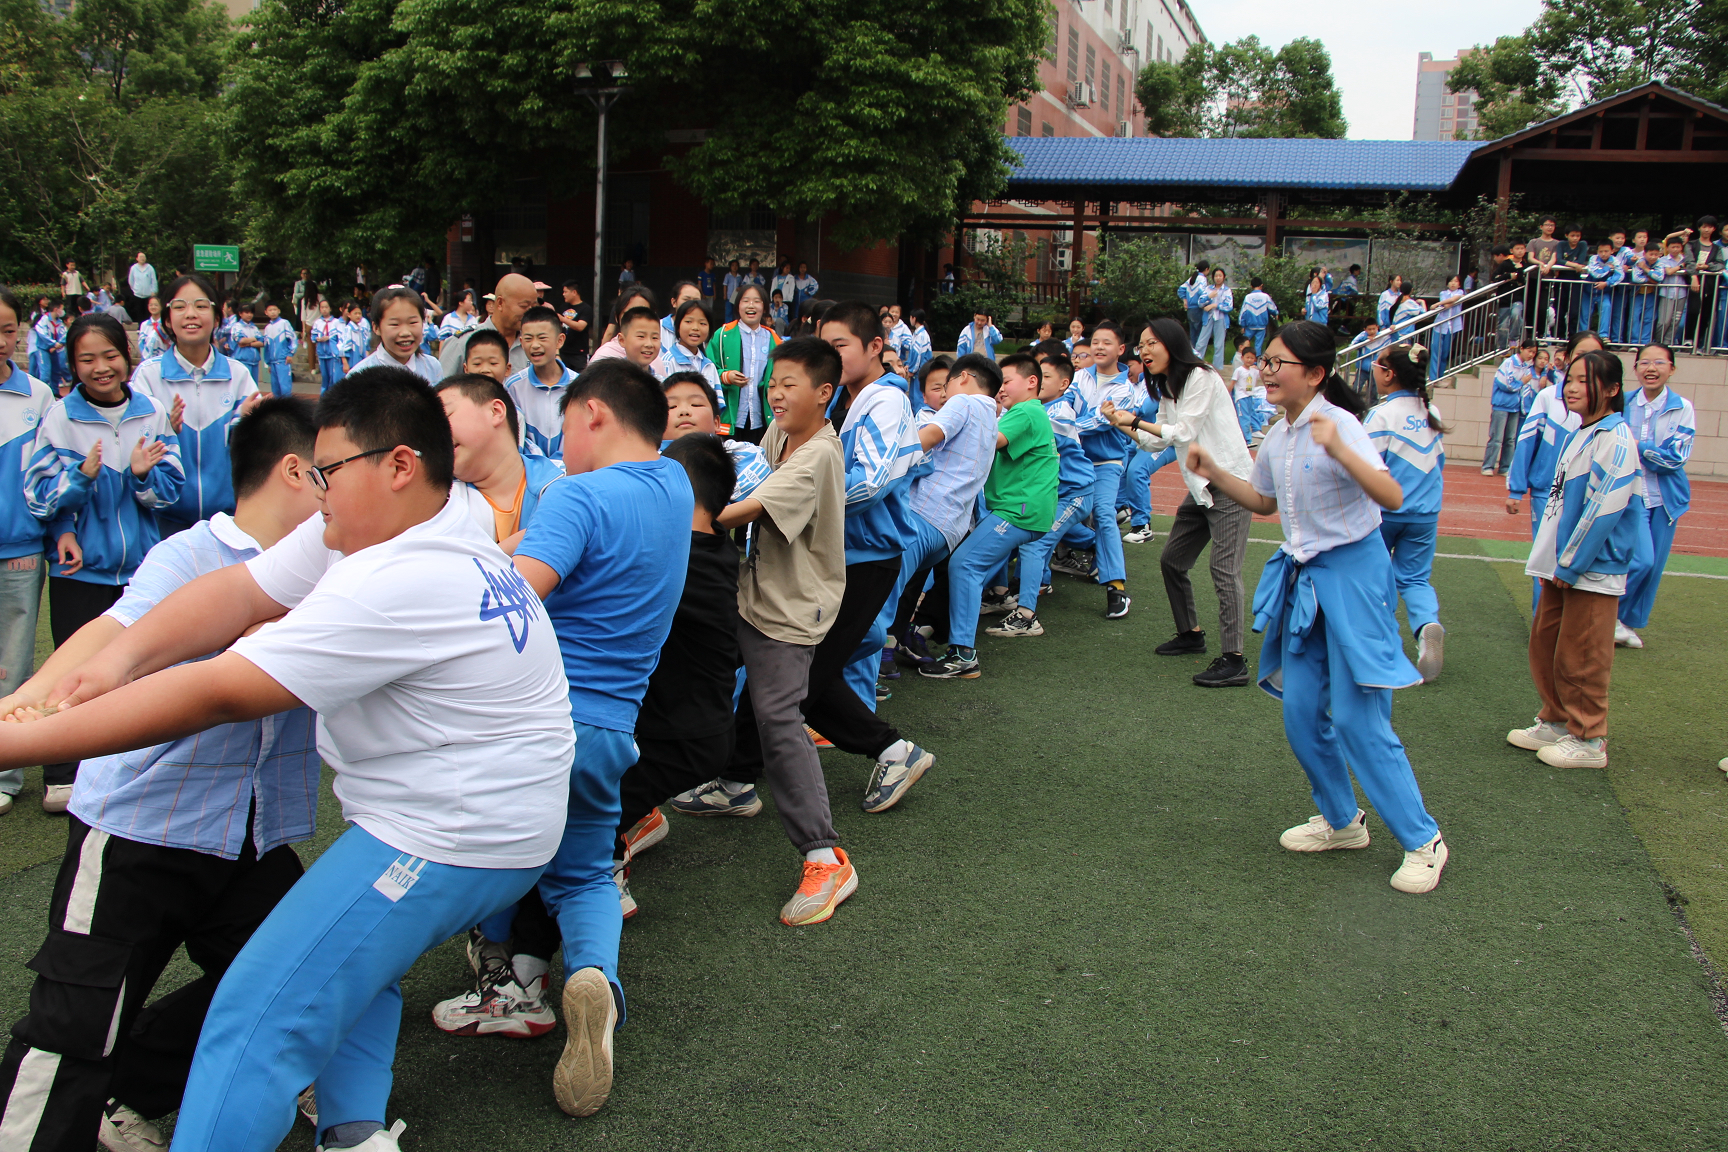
[1050, 549, 1096, 579]
[920, 645, 981, 679]
[895, 629, 939, 671]
[978, 590, 1018, 616]
[1155, 630, 1207, 656]
[1104, 588, 1131, 619]
[1193, 652, 1249, 687]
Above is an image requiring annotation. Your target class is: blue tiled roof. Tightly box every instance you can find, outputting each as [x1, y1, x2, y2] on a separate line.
[1003, 136, 1484, 192]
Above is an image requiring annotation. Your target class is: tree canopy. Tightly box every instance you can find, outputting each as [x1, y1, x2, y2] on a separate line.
[1134, 36, 1347, 140]
[225, 0, 1050, 270]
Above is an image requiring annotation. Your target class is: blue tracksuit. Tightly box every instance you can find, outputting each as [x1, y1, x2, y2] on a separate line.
[1364, 390, 1445, 636]
[229, 320, 264, 380]
[312, 317, 346, 390]
[1619, 387, 1694, 629]
[1016, 391, 1095, 613]
[1239, 290, 1279, 353]
[1069, 365, 1137, 585]
[262, 317, 298, 398]
[130, 349, 260, 531]
[0, 367, 55, 562]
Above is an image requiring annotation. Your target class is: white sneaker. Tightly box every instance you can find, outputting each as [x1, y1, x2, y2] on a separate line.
[1613, 620, 1644, 648]
[1719, 757, 1728, 774]
[1415, 622, 1444, 683]
[99, 1101, 165, 1152]
[614, 861, 637, 919]
[1507, 718, 1568, 750]
[431, 960, 556, 1038]
[1390, 833, 1449, 894]
[0, 792, 12, 815]
[1537, 734, 1607, 769]
[1279, 809, 1371, 852]
[41, 784, 71, 813]
[553, 967, 617, 1117]
[316, 1119, 406, 1152]
[1122, 526, 1156, 544]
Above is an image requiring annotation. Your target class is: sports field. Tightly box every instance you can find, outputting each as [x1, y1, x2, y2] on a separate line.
[3, 493, 1728, 1149]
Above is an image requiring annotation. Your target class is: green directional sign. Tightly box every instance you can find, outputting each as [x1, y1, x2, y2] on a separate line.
[193, 244, 240, 273]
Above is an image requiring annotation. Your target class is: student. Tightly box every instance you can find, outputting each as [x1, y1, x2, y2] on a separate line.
[261, 301, 298, 398]
[60, 260, 86, 316]
[435, 373, 565, 549]
[0, 288, 54, 816]
[1629, 241, 1663, 346]
[769, 290, 790, 333]
[904, 309, 933, 378]
[955, 312, 1002, 359]
[1068, 322, 1136, 618]
[1181, 261, 1211, 345]
[989, 353, 1089, 639]
[312, 299, 347, 390]
[618, 256, 637, 291]
[769, 262, 796, 321]
[440, 289, 482, 343]
[1614, 343, 1694, 649]
[722, 259, 742, 322]
[462, 328, 514, 386]
[915, 354, 951, 416]
[1506, 331, 1598, 609]
[24, 314, 185, 811]
[657, 281, 702, 355]
[1491, 243, 1527, 348]
[131, 274, 265, 535]
[350, 286, 441, 383]
[228, 301, 265, 383]
[1105, 319, 1254, 688]
[1197, 267, 1233, 368]
[1584, 239, 1624, 337]
[1524, 348, 1551, 416]
[657, 300, 722, 400]
[616, 307, 666, 378]
[1656, 236, 1689, 343]
[1553, 223, 1591, 338]
[1484, 339, 1536, 475]
[1508, 351, 1640, 769]
[742, 257, 765, 295]
[1231, 348, 1266, 440]
[504, 305, 578, 460]
[1340, 265, 1362, 297]
[792, 262, 820, 321]
[1239, 277, 1279, 353]
[923, 354, 1057, 678]
[1430, 276, 1464, 380]
[1303, 267, 1331, 325]
[1364, 340, 1449, 682]
[1186, 320, 1449, 895]
[33, 301, 68, 392]
[0, 399, 320, 1151]
[696, 256, 718, 311]
[138, 294, 168, 361]
[706, 284, 778, 444]
[887, 305, 913, 360]
[1377, 275, 1404, 328]
[1064, 316, 1087, 353]
[1388, 291, 1426, 343]
[1345, 319, 1386, 395]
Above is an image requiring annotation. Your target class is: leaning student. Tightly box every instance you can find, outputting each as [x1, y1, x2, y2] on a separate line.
[1614, 342, 1694, 650]
[1186, 320, 1450, 895]
[1508, 351, 1640, 769]
[0, 400, 321, 1152]
[1363, 340, 1449, 682]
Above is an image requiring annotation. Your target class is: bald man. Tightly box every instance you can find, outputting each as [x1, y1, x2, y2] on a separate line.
[439, 272, 537, 378]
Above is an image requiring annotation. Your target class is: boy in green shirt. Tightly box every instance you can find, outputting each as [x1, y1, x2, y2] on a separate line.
[924, 354, 1058, 679]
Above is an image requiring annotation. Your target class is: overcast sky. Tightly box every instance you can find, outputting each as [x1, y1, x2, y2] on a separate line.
[1195, 0, 1546, 139]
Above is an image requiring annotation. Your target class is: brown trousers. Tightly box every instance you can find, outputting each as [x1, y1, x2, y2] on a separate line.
[1529, 580, 1618, 740]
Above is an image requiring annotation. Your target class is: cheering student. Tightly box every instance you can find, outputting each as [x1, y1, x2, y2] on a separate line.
[1304, 267, 1332, 324]
[706, 284, 779, 444]
[1186, 320, 1450, 895]
[1614, 342, 1695, 649]
[505, 305, 579, 460]
[350, 286, 442, 383]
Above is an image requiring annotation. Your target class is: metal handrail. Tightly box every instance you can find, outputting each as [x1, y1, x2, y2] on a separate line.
[1335, 265, 1543, 390]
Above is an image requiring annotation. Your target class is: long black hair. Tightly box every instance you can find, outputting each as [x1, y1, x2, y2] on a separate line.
[1378, 341, 1448, 432]
[1142, 317, 1211, 402]
[1573, 349, 1625, 416]
[1269, 319, 1366, 416]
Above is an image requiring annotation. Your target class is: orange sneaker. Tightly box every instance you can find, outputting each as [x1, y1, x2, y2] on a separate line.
[779, 849, 858, 926]
[621, 807, 668, 861]
[805, 725, 834, 748]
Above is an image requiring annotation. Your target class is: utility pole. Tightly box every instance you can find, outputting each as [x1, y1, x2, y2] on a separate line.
[576, 62, 628, 319]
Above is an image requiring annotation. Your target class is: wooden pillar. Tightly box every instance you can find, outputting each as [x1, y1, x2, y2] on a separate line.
[1636, 96, 1651, 151]
[1494, 153, 1513, 244]
[1264, 191, 1283, 256]
[1068, 198, 1086, 320]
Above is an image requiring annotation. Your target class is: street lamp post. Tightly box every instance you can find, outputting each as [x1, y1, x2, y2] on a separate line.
[576, 62, 628, 320]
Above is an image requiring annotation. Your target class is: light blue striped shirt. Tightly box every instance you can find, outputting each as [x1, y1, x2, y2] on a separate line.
[1250, 396, 1388, 563]
[68, 514, 320, 859]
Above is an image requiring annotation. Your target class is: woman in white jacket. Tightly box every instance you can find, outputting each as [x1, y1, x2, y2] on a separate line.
[1103, 317, 1256, 687]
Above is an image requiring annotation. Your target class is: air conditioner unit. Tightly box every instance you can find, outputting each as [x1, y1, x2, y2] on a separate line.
[1067, 82, 1094, 109]
[1116, 120, 1130, 137]
[1053, 248, 1073, 271]
[1116, 31, 1137, 54]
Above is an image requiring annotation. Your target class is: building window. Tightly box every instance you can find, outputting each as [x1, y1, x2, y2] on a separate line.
[1016, 106, 1033, 137]
[1042, 121, 1055, 137]
[1117, 74, 1126, 116]
[1101, 61, 1111, 111]
[1046, 10, 1057, 61]
[1067, 26, 1080, 84]
[1156, 32, 1164, 62]
[1085, 45, 1096, 88]
[1103, 0, 1112, 16]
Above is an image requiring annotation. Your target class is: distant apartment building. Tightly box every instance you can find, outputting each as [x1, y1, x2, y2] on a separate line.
[1414, 51, 1482, 141]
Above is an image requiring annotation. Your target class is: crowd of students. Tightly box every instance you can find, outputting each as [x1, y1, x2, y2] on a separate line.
[0, 261, 1698, 1152]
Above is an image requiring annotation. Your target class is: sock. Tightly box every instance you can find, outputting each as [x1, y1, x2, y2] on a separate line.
[1106, 579, 1126, 591]
[805, 847, 840, 865]
[513, 954, 549, 987]
[878, 738, 910, 764]
[717, 778, 750, 795]
[322, 1121, 384, 1149]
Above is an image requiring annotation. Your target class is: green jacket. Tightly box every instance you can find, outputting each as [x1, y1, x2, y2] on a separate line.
[705, 320, 779, 430]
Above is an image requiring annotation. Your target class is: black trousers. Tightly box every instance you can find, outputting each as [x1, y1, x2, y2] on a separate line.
[728, 557, 903, 781]
[0, 817, 302, 1149]
[44, 580, 124, 788]
[614, 731, 734, 861]
[908, 558, 952, 644]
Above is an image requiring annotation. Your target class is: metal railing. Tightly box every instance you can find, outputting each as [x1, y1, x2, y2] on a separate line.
[1335, 267, 1539, 393]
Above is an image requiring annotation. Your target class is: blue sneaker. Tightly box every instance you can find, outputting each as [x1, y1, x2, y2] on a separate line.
[668, 779, 764, 817]
[862, 742, 935, 813]
[879, 647, 900, 680]
[895, 628, 939, 672]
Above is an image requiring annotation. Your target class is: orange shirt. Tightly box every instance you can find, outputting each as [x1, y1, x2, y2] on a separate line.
[481, 471, 527, 542]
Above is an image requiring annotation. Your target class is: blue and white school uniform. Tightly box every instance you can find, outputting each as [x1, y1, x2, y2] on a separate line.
[440, 310, 480, 342]
[1628, 258, 1662, 344]
[1430, 290, 1464, 379]
[1248, 395, 1440, 853]
[311, 316, 346, 390]
[505, 362, 579, 462]
[1016, 390, 1095, 613]
[1304, 274, 1333, 324]
[1526, 416, 1641, 592]
[130, 347, 260, 531]
[1068, 364, 1137, 584]
[213, 315, 236, 357]
[1364, 389, 1446, 637]
[1376, 288, 1401, 328]
[24, 386, 185, 586]
[1239, 289, 1279, 353]
[904, 326, 933, 378]
[1584, 254, 1624, 334]
[228, 321, 264, 381]
[955, 323, 1002, 359]
[31, 314, 66, 389]
[1389, 297, 1425, 342]
[1618, 386, 1694, 630]
[1182, 274, 1209, 344]
[419, 311, 439, 356]
[1115, 378, 1174, 529]
[1198, 284, 1233, 367]
[350, 345, 443, 385]
[793, 274, 819, 318]
[262, 316, 298, 397]
[1506, 381, 1581, 610]
[137, 316, 168, 362]
[0, 363, 54, 799]
[656, 342, 724, 413]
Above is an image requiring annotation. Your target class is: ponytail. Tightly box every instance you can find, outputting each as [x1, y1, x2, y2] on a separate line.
[1272, 320, 1366, 417]
[1382, 341, 1449, 433]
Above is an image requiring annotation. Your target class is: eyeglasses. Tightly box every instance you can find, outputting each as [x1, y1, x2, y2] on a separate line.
[309, 448, 420, 491]
[166, 300, 215, 315]
[1633, 358, 1672, 368]
[1260, 355, 1290, 374]
[1374, 359, 1393, 372]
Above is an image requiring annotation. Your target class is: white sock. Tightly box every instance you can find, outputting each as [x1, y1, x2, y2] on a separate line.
[805, 847, 840, 865]
[877, 738, 910, 765]
[717, 778, 750, 795]
[512, 954, 549, 986]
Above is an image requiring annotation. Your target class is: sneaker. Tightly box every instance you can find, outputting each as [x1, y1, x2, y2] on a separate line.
[316, 1120, 406, 1152]
[1506, 718, 1568, 750]
[668, 778, 764, 817]
[431, 955, 556, 1038]
[985, 607, 1043, 637]
[780, 848, 859, 926]
[1613, 620, 1644, 648]
[1193, 652, 1249, 687]
[879, 647, 900, 680]
[1115, 507, 1131, 525]
[621, 807, 668, 861]
[1480, 467, 1494, 475]
[297, 1086, 318, 1128]
[99, 1101, 165, 1152]
[1123, 526, 1156, 544]
[978, 589, 1018, 616]
[1389, 833, 1449, 894]
[1279, 809, 1371, 852]
[0, 792, 12, 816]
[41, 784, 70, 814]
[1416, 622, 1445, 683]
[1719, 756, 1728, 774]
[1537, 734, 1608, 769]
[553, 967, 618, 1117]
[465, 926, 510, 976]
[895, 629, 939, 671]
[875, 680, 892, 703]
[1039, 583, 1054, 596]
[613, 861, 637, 919]
[1155, 629, 1207, 656]
[806, 726, 834, 748]
[862, 742, 935, 813]
[1104, 588, 1131, 619]
[920, 645, 980, 679]
[1050, 549, 1096, 579]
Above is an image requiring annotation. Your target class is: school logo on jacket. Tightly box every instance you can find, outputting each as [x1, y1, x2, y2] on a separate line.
[20, 408, 36, 427]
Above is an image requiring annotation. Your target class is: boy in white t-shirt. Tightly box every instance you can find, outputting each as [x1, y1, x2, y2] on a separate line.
[3, 366, 575, 1152]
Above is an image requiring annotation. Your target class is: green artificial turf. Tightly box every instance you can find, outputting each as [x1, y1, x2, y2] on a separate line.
[2, 542, 1727, 1149]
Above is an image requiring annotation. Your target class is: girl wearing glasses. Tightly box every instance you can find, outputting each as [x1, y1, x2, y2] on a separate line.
[1363, 341, 1449, 683]
[1185, 320, 1449, 895]
[130, 274, 266, 536]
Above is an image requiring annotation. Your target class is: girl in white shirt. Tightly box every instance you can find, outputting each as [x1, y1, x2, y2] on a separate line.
[1188, 319, 1449, 896]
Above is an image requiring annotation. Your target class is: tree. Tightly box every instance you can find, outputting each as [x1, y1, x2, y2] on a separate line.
[1134, 37, 1346, 140]
[69, 0, 231, 104]
[224, 0, 1050, 270]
